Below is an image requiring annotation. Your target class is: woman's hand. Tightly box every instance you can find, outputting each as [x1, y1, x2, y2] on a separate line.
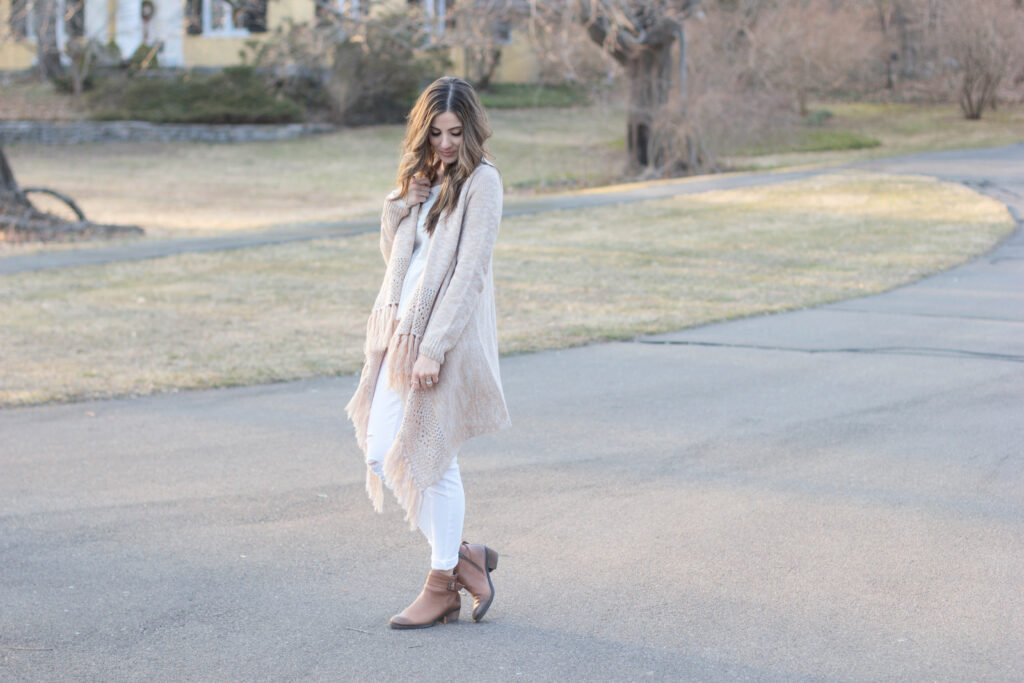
[411, 354, 440, 391]
[406, 175, 431, 205]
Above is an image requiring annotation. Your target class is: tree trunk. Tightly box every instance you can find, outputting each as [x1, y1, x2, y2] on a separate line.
[625, 39, 676, 170]
[472, 47, 502, 91]
[678, 24, 687, 101]
[577, 4, 686, 173]
[1, 145, 37, 234]
[960, 70, 999, 120]
[34, 0, 64, 79]
[895, 3, 916, 80]
[1, 146, 24, 199]
[797, 88, 809, 117]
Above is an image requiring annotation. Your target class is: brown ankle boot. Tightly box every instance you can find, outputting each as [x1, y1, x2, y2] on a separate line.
[455, 542, 498, 622]
[388, 569, 461, 630]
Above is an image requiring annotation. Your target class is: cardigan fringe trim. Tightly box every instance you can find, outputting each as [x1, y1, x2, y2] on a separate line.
[344, 356, 378, 455]
[345, 303, 397, 456]
[366, 467, 384, 513]
[385, 332, 421, 393]
[364, 304, 398, 355]
[347, 368, 425, 528]
[382, 433, 424, 530]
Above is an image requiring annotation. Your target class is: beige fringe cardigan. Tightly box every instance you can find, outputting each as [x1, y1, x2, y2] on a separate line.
[346, 159, 510, 527]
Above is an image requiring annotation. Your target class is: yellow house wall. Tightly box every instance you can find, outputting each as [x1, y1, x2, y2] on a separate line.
[493, 41, 539, 83]
[0, 40, 35, 71]
[0, 0, 35, 70]
[448, 32, 539, 84]
[0, 0, 539, 80]
[183, 36, 253, 66]
[184, 0, 314, 67]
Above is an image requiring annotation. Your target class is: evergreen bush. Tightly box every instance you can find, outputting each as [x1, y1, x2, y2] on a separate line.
[90, 66, 304, 124]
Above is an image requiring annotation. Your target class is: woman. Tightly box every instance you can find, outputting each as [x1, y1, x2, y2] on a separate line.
[345, 76, 510, 630]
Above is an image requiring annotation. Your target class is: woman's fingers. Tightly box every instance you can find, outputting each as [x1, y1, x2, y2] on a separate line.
[410, 375, 437, 390]
[410, 355, 441, 390]
[410, 371, 439, 390]
[407, 177, 429, 205]
[412, 177, 430, 203]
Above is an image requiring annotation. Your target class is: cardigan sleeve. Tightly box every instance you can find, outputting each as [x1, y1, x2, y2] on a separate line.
[379, 188, 410, 263]
[419, 167, 503, 365]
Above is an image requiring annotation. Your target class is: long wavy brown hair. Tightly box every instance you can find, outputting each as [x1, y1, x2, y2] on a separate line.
[396, 76, 492, 235]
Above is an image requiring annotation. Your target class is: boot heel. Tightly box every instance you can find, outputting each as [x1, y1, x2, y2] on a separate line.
[441, 608, 460, 624]
[485, 547, 499, 572]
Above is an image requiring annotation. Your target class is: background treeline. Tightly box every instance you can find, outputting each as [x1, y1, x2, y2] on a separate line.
[7, 0, 1024, 176]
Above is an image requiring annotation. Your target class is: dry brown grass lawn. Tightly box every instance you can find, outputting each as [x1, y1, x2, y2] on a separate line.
[728, 102, 1024, 169]
[3, 106, 623, 244]
[0, 172, 1014, 407]
[7, 100, 1019, 252]
[0, 79, 85, 121]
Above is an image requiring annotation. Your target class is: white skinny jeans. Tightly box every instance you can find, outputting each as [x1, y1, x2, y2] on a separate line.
[365, 354, 464, 570]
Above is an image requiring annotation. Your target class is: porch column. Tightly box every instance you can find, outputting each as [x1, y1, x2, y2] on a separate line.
[115, 0, 142, 60]
[85, 0, 110, 42]
[155, 0, 183, 66]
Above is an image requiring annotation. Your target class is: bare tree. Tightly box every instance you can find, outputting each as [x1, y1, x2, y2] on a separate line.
[2, 0, 80, 80]
[567, 1, 695, 170]
[523, 1, 882, 173]
[33, 0, 64, 79]
[741, 0, 879, 115]
[1, 146, 143, 242]
[452, 0, 517, 90]
[65, 37, 99, 99]
[524, 2, 620, 84]
[665, 2, 802, 173]
[930, 0, 1024, 119]
[873, 0, 924, 87]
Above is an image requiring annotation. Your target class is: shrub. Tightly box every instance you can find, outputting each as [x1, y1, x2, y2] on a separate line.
[90, 67, 304, 124]
[243, 13, 449, 125]
[53, 73, 97, 94]
[127, 43, 159, 71]
[326, 13, 450, 125]
[239, 25, 332, 115]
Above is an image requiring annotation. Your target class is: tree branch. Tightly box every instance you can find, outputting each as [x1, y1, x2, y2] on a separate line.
[22, 187, 87, 221]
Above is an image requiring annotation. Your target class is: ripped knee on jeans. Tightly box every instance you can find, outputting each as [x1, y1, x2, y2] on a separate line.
[367, 458, 386, 481]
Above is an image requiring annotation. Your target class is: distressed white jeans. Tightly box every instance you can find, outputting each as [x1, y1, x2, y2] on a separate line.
[365, 354, 464, 570]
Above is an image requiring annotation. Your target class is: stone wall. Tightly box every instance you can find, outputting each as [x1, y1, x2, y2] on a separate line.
[0, 121, 337, 145]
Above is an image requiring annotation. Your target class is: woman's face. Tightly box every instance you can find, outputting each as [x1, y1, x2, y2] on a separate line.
[429, 111, 463, 165]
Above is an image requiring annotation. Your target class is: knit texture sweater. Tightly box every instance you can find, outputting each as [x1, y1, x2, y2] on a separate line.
[346, 159, 510, 527]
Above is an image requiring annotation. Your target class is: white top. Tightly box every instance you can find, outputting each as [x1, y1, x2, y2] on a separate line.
[398, 184, 441, 322]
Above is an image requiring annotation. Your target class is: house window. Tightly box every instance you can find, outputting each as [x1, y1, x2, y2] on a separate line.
[8, 0, 84, 41]
[315, 0, 362, 26]
[185, 0, 266, 36]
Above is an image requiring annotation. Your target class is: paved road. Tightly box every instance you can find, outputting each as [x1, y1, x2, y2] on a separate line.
[2, 146, 1023, 680]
